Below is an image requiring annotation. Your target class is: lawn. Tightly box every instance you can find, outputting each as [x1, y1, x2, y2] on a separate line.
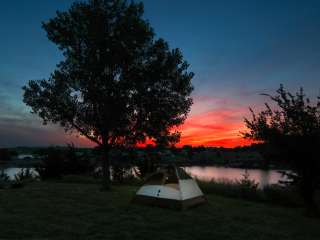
[0, 182, 319, 240]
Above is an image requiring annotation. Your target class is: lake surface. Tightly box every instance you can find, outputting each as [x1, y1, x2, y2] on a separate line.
[2, 168, 37, 179]
[184, 166, 287, 188]
[2, 166, 286, 188]
[17, 154, 34, 159]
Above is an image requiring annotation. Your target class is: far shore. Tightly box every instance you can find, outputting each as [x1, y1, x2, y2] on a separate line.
[0, 158, 290, 171]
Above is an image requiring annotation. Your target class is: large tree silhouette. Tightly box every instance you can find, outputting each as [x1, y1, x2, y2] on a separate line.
[23, 0, 193, 188]
[243, 85, 320, 210]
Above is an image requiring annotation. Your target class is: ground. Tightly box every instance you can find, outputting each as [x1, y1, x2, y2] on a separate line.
[0, 182, 319, 240]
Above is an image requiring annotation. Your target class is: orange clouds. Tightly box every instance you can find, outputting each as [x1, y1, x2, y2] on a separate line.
[77, 95, 253, 148]
[176, 106, 252, 148]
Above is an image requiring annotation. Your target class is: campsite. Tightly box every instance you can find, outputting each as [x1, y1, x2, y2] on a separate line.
[1, 181, 320, 240]
[1, 0, 320, 239]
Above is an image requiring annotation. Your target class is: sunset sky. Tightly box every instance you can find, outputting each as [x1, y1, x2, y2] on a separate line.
[1, 0, 320, 148]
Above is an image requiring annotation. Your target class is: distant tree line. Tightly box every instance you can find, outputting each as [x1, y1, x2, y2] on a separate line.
[0, 149, 17, 161]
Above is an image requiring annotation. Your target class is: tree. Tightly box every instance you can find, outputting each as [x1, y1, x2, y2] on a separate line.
[0, 148, 17, 161]
[182, 145, 194, 159]
[243, 85, 320, 211]
[22, 0, 194, 189]
[34, 145, 95, 180]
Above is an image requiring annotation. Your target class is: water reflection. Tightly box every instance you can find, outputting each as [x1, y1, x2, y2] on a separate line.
[2, 168, 37, 180]
[2, 166, 287, 188]
[184, 166, 287, 188]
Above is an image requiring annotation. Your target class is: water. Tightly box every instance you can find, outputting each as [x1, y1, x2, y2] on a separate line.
[2, 168, 37, 179]
[17, 154, 34, 159]
[2, 166, 287, 188]
[184, 166, 287, 188]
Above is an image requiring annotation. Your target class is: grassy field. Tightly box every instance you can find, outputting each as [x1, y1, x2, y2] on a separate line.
[0, 182, 319, 240]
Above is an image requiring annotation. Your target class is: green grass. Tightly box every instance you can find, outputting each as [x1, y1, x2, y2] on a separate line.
[198, 179, 310, 207]
[0, 182, 319, 240]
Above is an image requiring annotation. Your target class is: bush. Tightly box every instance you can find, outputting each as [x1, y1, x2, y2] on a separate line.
[63, 145, 95, 175]
[198, 178, 264, 202]
[35, 145, 95, 180]
[198, 177, 307, 207]
[198, 170, 260, 201]
[11, 168, 38, 188]
[105, 148, 141, 184]
[111, 165, 138, 184]
[0, 170, 10, 189]
[1, 168, 37, 189]
[14, 168, 37, 181]
[35, 148, 64, 180]
[133, 151, 158, 179]
[1, 168, 40, 189]
[236, 170, 259, 200]
[0, 148, 17, 161]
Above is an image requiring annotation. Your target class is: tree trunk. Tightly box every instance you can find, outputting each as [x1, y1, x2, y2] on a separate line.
[101, 142, 111, 190]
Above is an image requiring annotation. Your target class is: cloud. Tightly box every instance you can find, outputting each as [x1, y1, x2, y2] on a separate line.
[0, 95, 94, 147]
[0, 84, 256, 148]
[177, 99, 253, 147]
[0, 116, 93, 148]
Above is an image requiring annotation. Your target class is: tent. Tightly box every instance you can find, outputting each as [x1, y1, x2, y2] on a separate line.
[132, 165, 206, 209]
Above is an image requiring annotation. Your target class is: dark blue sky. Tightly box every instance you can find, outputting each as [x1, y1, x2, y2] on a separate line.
[1, 0, 320, 147]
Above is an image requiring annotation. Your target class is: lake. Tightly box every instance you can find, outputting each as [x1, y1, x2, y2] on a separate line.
[2, 168, 37, 179]
[184, 166, 287, 188]
[17, 154, 34, 159]
[2, 166, 287, 188]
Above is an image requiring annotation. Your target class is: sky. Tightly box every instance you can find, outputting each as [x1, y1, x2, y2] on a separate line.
[1, 0, 320, 148]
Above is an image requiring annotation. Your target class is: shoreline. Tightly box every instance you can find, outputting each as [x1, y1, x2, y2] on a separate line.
[1, 159, 291, 171]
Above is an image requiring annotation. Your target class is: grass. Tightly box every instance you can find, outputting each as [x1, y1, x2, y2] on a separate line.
[197, 179, 310, 207]
[0, 182, 319, 240]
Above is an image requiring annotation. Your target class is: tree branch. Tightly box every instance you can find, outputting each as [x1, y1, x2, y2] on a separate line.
[71, 122, 102, 146]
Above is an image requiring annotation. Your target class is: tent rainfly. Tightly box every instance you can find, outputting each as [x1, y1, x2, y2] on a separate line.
[132, 165, 206, 209]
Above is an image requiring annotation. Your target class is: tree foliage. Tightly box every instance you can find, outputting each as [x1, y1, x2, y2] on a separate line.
[0, 148, 17, 161]
[23, 0, 193, 148]
[35, 145, 95, 180]
[22, 0, 194, 186]
[243, 85, 320, 209]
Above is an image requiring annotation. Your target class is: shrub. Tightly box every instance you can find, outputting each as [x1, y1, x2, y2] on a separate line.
[235, 170, 259, 200]
[0, 170, 10, 189]
[35, 145, 95, 180]
[198, 177, 308, 207]
[111, 165, 137, 184]
[8, 168, 37, 189]
[0, 149, 17, 161]
[14, 168, 36, 181]
[237, 170, 259, 189]
[35, 148, 65, 180]
[198, 178, 264, 202]
[133, 150, 159, 179]
[199, 170, 260, 201]
[63, 145, 95, 175]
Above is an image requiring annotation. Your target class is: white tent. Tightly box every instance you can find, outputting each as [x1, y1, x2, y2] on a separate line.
[132, 165, 206, 209]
